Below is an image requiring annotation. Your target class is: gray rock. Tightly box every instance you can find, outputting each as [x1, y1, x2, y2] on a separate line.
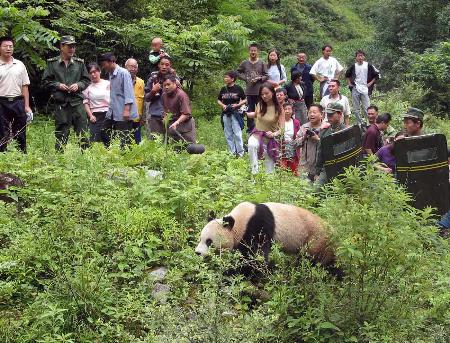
[145, 169, 163, 180]
[149, 266, 168, 280]
[221, 310, 237, 317]
[152, 282, 170, 303]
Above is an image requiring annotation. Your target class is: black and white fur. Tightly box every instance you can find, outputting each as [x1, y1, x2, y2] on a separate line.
[195, 202, 334, 267]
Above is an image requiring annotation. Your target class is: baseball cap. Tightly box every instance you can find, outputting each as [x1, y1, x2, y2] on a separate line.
[403, 107, 424, 121]
[60, 36, 76, 45]
[325, 102, 344, 114]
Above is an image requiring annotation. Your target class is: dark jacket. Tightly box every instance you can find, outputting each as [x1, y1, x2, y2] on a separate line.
[285, 82, 306, 101]
[290, 63, 314, 97]
[42, 56, 90, 106]
[345, 63, 380, 95]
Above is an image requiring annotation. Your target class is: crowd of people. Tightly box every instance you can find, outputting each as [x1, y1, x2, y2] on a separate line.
[0, 35, 195, 152]
[0, 36, 441, 175]
[0, 35, 449, 229]
[219, 43, 431, 184]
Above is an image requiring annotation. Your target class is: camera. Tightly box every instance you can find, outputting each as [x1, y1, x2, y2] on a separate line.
[305, 128, 319, 137]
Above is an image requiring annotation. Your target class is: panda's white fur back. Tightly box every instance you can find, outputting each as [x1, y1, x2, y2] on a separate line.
[196, 202, 334, 265]
[264, 202, 333, 263]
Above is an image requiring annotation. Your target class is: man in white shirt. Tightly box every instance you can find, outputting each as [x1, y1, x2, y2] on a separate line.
[0, 36, 32, 153]
[320, 79, 350, 127]
[345, 50, 380, 126]
[310, 45, 343, 99]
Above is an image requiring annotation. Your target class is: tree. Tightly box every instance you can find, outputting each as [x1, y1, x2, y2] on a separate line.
[0, 0, 59, 72]
[146, 0, 223, 24]
[122, 15, 251, 94]
[373, 0, 449, 54]
[409, 41, 450, 116]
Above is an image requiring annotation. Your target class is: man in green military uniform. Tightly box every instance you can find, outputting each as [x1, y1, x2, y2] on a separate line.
[42, 35, 90, 150]
[403, 107, 424, 137]
[314, 102, 347, 186]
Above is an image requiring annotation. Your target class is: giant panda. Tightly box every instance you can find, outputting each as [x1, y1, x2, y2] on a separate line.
[195, 202, 335, 269]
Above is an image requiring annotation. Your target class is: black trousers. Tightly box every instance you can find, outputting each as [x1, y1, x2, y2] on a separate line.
[0, 99, 27, 153]
[54, 103, 89, 151]
[102, 118, 133, 149]
[89, 111, 107, 143]
[246, 95, 258, 133]
[304, 94, 314, 109]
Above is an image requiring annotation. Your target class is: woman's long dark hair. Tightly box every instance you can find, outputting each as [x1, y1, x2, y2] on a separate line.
[258, 83, 280, 116]
[267, 49, 283, 80]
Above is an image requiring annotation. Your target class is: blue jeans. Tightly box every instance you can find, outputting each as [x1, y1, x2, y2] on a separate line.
[438, 209, 450, 229]
[132, 121, 141, 144]
[223, 114, 244, 156]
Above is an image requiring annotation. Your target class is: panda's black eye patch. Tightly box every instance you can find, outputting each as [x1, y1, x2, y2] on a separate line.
[206, 239, 212, 247]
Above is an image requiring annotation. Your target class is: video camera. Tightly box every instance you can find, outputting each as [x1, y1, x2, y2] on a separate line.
[305, 128, 319, 137]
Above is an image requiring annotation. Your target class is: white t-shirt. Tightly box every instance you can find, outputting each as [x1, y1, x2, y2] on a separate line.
[284, 119, 294, 141]
[320, 94, 351, 124]
[354, 61, 369, 94]
[82, 79, 111, 113]
[0, 58, 30, 97]
[310, 56, 343, 80]
[267, 64, 287, 84]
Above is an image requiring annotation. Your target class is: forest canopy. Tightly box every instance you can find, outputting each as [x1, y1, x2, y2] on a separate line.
[0, 0, 448, 114]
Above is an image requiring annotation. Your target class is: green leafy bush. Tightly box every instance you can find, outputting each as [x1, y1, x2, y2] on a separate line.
[1, 119, 449, 342]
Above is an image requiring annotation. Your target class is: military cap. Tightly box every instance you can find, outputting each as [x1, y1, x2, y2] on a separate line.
[60, 35, 76, 45]
[325, 102, 344, 114]
[403, 107, 424, 121]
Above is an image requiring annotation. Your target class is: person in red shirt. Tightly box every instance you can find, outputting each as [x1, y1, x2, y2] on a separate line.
[279, 101, 301, 175]
[362, 113, 390, 155]
[162, 74, 196, 143]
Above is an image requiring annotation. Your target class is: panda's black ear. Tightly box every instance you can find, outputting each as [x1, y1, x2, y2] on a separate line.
[207, 210, 216, 222]
[222, 216, 235, 230]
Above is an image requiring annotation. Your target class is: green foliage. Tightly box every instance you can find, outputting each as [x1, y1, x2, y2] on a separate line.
[162, 16, 251, 93]
[0, 0, 59, 70]
[219, 0, 281, 50]
[408, 41, 450, 116]
[146, 0, 222, 24]
[370, 0, 449, 54]
[1, 0, 251, 94]
[254, 0, 372, 54]
[349, 0, 449, 113]
[0, 119, 449, 341]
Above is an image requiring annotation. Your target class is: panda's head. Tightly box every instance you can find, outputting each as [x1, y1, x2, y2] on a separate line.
[195, 213, 235, 256]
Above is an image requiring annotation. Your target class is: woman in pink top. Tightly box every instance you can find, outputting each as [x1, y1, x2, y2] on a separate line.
[82, 62, 110, 143]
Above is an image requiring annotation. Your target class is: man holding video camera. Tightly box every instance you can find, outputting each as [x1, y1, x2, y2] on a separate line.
[298, 103, 329, 182]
